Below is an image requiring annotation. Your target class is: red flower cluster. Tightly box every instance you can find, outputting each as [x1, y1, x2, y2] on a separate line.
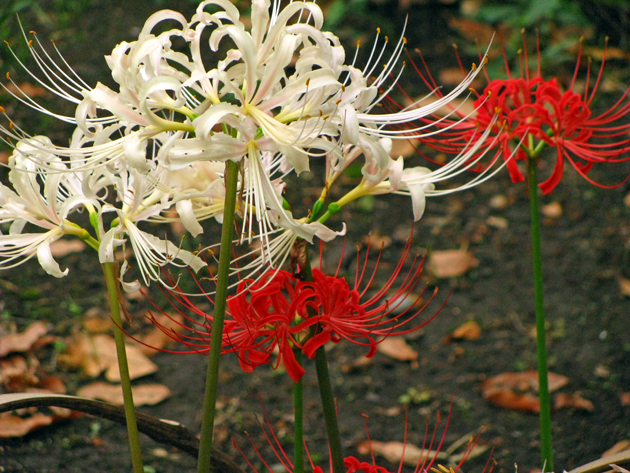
[146, 237, 443, 382]
[401, 36, 630, 194]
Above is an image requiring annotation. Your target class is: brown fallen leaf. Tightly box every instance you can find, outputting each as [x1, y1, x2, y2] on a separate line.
[0, 413, 53, 438]
[0, 322, 48, 358]
[49, 239, 86, 257]
[451, 320, 481, 340]
[138, 312, 185, 355]
[428, 250, 479, 278]
[83, 317, 113, 334]
[481, 371, 569, 413]
[0, 152, 9, 165]
[554, 392, 594, 412]
[361, 232, 392, 249]
[358, 440, 441, 465]
[376, 336, 418, 361]
[77, 382, 171, 406]
[59, 334, 157, 380]
[6, 82, 48, 98]
[619, 392, 630, 406]
[618, 277, 630, 297]
[541, 201, 562, 218]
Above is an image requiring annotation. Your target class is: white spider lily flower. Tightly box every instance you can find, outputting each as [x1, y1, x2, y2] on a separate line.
[97, 169, 205, 290]
[0, 137, 99, 277]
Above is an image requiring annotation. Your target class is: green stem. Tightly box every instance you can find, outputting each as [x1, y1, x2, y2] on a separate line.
[527, 158, 554, 472]
[101, 262, 144, 473]
[197, 160, 240, 473]
[293, 349, 304, 473]
[301, 252, 345, 473]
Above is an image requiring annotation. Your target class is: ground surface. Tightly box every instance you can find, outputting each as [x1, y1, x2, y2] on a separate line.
[1, 1, 630, 472]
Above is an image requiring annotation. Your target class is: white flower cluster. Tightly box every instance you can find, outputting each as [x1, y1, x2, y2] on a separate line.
[0, 0, 499, 287]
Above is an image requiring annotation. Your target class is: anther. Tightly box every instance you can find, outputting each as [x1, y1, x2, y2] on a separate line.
[305, 78, 311, 86]
[377, 27, 381, 34]
[341, 85, 346, 92]
[385, 36, 389, 43]
[452, 43, 458, 50]
[403, 37, 407, 44]
[472, 63, 477, 71]
[335, 99, 342, 105]
[0, 106, 4, 113]
[29, 30, 36, 34]
[9, 122, 14, 131]
[5, 72, 9, 80]
[28, 40, 33, 48]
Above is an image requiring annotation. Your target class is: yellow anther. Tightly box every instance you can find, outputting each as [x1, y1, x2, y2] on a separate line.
[357, 40, 361, 47]
[517, 48, 522, 54]
[415, 48, 421, 54]
[469, 87, 476, 94]
[579, 36, 584, 43]
[341, 85, 346, 92]
[323, 115, 329, 120]
[28, 40, 33, 48]
[403, 37, 407, 44]
[305, 78, 311, 86]
[472, 63, 477, 71]
[29, 30, 36, 34]
[0, 106, 4, 113]
[319, 110, 323, 117]
[385, 36, 389, 43]
[335, 99, 342, 105]
[484, 57, 488, 65]
[487, 90, 492, 96]
[402, 61, 406, 66]
[5, 72, 9, 80]
[303, 114, 311, 119]
[377, 27, 381, 34]
[452, 43, 458, 50]
[9, 122, 14, 131]
[521, 28, 525, 34]
[3, 41, 9, 46]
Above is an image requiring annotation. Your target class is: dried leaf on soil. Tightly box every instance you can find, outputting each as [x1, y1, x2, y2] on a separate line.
[481, 371, 569, 413]
[83, 317, 113, 334]
[0, 152, 9, 165]
[0, 413, 53, 438]
[77, 382, 171, 406]
[138, 312, 185, 355]
[376, 336, 418, 361]
[428, 250, 478, 278]
[554, 392, 594, 412]
[49, 239, 86, 257]
[58, 334, 157, 380]
[541, 201, 563, 218]
[618, 277, 630, 297]
[619, 392, 630, 406]
[357, 440, 443, 465]
[0, 322, 48, 358]
[451, 320, 481, 340]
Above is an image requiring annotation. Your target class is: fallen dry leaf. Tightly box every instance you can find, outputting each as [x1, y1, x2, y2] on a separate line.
[428, 250, 479, 278]
[49, 239, 86, 257]
[619, 392, 630, 406]
[376, 336, 418, 361]
[482, 371, 569, 413]
[361, 232, 392, 249]
[0, 322, 48, 358]
[6, 82, 48, 98]
[77, 382, 171, 406]
[358, 440, 442, 465]
[541, 201, 562, 218]
[451, 320, 481, 340]
[58, 334, 157, 380]
[486, 216, 508, 229]
[391, 138, 419, 158]
[138, 312, 185, 355]
[554, 392, 594, 412]
[0, 152, 9, 165]
[0, 413, 53, 438]
[83, 317, 113, 334]
[618, 277, 630, 297]
[489, 194, 509, 209]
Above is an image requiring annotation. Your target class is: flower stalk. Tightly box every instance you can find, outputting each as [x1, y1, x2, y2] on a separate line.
[101, 262, 144, 473]
[300, 250, 344, 473]
[527, 155, 554, 472]
[292, 348, 304, 473]
[197, 160, 240, 473]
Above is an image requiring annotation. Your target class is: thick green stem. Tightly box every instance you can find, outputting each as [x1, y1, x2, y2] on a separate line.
[301, 251, 345, 473]
[293, 349, 304, 473]
[527, 158, 555, 472]
[197, 160, 240, 473]
[101, 262, 144, 473]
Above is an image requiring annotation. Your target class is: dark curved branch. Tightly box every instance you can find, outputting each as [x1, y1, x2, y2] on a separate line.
[0, 393, 244, 473]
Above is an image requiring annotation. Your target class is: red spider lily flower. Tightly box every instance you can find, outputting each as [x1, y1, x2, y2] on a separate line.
[233, 404, 489, 473]
[142, 236, 444, 383]
[395, 35, 630, 194]
[301, 236, 443, 360]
